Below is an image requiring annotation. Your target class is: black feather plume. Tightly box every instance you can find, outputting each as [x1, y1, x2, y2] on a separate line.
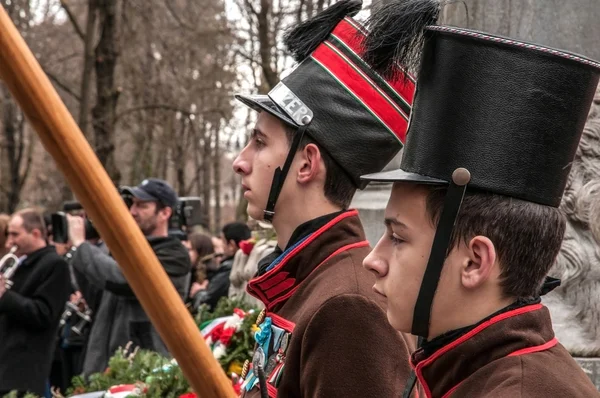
[363, 0, 441, 80]
[284, 0, 363, 62]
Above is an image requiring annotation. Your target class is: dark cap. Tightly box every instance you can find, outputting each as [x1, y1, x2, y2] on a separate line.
[121, 178, 178, 209]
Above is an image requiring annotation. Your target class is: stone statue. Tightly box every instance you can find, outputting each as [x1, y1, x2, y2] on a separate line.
[544, 87, 600, 356]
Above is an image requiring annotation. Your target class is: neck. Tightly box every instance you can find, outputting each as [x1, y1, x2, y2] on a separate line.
[429, 293, 515, 340]
[26, 240, 47, 255]
[272, 196, 342, 249]
[148, 224, 169, 238]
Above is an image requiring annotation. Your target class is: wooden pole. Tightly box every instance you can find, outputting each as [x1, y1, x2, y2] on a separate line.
[0, 5, 235, 397]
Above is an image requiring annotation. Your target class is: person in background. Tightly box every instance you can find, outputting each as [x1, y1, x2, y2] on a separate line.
[67, 178, 191, 376]
[220, 222, 251, 265]
[0, 213, 10, 258]
[183, 232, 211, 300]
[188, 231, 232, 311]
[0, 208, 70, 397]
[211, 236, 225, 265]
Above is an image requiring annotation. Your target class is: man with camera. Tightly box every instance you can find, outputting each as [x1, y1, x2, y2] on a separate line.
[67, 178, 191, 376]
[0, 208, 71, 396]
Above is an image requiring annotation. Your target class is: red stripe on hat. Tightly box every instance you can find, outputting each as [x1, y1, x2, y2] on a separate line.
[332, 18, 416, 103]
[312, 43, 408, 142]
[332, 19, 365, 56]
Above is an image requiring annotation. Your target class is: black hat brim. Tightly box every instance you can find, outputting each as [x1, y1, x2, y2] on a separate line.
[361, 169, 447, 185]
[120, 186, 158, 202]
[235, 94, 298, 127]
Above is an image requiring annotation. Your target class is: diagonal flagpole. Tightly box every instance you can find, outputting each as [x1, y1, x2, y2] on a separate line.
[0, 5, 235, 397]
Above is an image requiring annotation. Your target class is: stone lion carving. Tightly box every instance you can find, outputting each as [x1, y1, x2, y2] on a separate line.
[544, 87, 600, 356]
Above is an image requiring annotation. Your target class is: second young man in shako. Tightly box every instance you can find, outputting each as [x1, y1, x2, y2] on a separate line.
[361, 1, 600, 397]
[233, 1, 417, 397]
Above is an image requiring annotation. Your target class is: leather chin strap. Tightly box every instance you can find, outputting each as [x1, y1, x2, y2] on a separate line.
[263, 125, 308, 222]
[402, 169, 470, 398]
[411, 168, 471, 338]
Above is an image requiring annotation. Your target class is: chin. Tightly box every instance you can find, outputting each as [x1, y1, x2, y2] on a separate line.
[246, 203, 264, 221]
[387, 310, 411, 333]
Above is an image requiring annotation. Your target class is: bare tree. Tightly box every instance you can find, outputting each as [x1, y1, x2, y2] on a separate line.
[91, 0, 121, 183]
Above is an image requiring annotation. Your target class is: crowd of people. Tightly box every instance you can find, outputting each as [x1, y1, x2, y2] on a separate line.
[0, 178, 258, 396]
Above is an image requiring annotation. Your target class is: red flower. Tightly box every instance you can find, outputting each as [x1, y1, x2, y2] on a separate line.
[239, 240, 255, 255]
[219, 327, 235, 345]
[179, 393, 197, 398]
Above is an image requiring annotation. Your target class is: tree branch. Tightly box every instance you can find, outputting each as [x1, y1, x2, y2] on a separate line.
[234, 48, 258, 64]
[243, 0, 259, 17]
[164, 0, 194, 30]
[60, 0, 86, 41]
[114, 104, 195, 124]
[44, 69, 81, 101]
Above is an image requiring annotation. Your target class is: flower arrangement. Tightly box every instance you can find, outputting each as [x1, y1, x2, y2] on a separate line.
[40, 297, 261, 398]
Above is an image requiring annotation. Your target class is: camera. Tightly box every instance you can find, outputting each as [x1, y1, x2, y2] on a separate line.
[50, 201, 99, 244]
[50, 196, 203, 243]
[120, 190, 204, 238]
[168, 197, 204, 240]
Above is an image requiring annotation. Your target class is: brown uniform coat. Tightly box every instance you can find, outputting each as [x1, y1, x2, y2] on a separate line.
[412, 302, 599, 397]
[241, 210, 416, 398]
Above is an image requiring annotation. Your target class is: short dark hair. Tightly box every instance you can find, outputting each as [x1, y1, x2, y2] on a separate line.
[425, 187, 566, 299]
[14, 208, 47, 240]
[285, 126, 356, 209]
[188, 232, 215, 259]
[222, 222, 251, 246]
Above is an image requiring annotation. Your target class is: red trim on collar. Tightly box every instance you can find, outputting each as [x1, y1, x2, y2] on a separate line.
[441, 381, 462, 398]
[414, 303, 544, 398]
[438, 327, 558, 398]
[266, 240, 370, 311]
[258, 271, 292, 290]
[508, 336, 557, 357]
[247, 210, 359, 306]
[269, 312, 296, 332]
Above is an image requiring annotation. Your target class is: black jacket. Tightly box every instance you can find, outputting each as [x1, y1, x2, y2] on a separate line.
[191, 256, 233, 311]
[0, 246, 71, 395]
[72, 236, 191, 375]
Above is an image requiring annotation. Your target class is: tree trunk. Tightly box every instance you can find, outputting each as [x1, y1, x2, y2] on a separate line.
[92, 0, 121, 184]
[78, 0, 97, 135]
[192, 122, 204, 197]
[1, 88, 33, 213]
[202, 122, 212, 230]
[258, 0, 278, 92]
[57, 1, 97, 204]
[175, 117, 187, 195]
[213, 122, 221, 232]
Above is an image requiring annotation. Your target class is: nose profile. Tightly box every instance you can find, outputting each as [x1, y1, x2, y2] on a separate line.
[363, 237, 388, 278]
[233, 148, 250, 175]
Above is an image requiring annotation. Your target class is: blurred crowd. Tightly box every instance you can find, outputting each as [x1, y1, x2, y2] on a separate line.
[0, 178, 274, 397]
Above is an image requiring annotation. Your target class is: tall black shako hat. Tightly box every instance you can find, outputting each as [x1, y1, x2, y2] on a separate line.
[361, 0, 600, 340]
[235, 0, 415, 222]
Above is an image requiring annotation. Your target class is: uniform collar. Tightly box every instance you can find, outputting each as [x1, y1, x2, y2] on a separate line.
[256, 210, 344, 276]
[412, 300, 557, 398]
[247, 209, 368, 311]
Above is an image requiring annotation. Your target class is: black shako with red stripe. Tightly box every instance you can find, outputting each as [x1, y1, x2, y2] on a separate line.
[236, 7, 415, 191]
